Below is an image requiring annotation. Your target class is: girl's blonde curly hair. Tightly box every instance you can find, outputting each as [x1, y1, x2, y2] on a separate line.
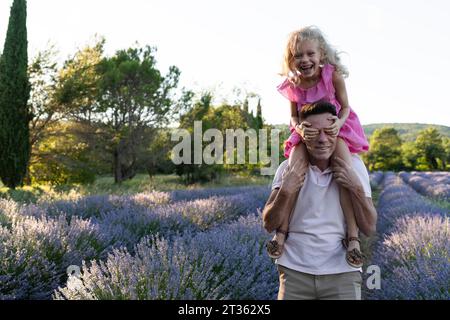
[281, 26, 349, 84]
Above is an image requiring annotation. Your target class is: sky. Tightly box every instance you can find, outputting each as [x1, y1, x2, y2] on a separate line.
[1, 0, 450, 126]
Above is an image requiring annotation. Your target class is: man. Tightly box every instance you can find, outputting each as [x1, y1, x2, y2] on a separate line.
[262, 101, 377, 300]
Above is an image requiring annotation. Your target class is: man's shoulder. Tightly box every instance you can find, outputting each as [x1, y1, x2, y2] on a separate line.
[350, 154, 372, 197]
[278, 160, 289, 172]
[350, 154, 368, 174]
[272, 160, 289, 189]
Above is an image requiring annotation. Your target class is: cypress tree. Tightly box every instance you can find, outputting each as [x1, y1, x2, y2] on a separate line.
[255, 98, 263, 129]
[0, 0, 31, 189]
[243, 98, 249, 114]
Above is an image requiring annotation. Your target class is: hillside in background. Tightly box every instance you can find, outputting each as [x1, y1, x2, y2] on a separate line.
[271, 123, 450, 141]
[363, 123, 450, 141]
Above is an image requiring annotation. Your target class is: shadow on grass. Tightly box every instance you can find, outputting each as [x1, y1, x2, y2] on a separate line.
[0, 186, 46, 204]
[0, 173, 273, 203]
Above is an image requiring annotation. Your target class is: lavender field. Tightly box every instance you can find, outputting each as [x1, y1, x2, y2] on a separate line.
[0, 173, 449, 300]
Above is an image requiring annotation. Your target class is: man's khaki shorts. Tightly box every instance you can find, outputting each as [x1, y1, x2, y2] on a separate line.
[277, 265, 362, 300]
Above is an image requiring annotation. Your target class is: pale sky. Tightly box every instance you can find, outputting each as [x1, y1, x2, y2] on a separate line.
[1, 0, 450, 126]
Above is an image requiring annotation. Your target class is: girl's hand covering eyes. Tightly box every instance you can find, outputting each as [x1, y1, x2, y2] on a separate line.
[295, 121, 319, 141]
[324, 116, 342, 137]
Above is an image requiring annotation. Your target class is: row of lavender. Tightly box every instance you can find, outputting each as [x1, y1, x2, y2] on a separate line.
[369, 171, 384, 189]
[55, 214, 279, 300]
[2, 170, 448, 300]
[413, 171, 450, 185]
[368, 172, 449, 300]
[0, 185, 279, 299]
[61, 171, 447, 301]
[399, 171, 450, 202]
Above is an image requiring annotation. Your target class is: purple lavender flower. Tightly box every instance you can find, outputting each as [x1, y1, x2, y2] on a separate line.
[376, 173, 446, 233]
[369, 171, 384, 189]
[369, 172, 450, 300]
[1, 185, 271, 300]
[400, 171, 450, 202]
[54, 214, 278, 300]
[0, 213, 110, 299]
[370, 215, 450, 300]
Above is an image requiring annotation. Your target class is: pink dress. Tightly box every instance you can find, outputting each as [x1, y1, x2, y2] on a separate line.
[277, 63, 369, 158]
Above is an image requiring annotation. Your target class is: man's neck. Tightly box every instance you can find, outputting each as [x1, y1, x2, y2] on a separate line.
[309, 158, 330, 172]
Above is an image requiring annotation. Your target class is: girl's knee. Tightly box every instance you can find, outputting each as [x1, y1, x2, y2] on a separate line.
[289, 143, 308, 165]
[336, 137, 348, 149]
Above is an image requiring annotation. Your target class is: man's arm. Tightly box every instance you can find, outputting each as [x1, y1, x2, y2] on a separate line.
[348, 185, 377, 237]
[262, 161, 306, 233]
[262, 188, 297, 233]
[331, 157, 377, 237]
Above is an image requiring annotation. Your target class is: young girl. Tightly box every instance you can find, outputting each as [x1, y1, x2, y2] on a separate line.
[266, 26, 369, 268]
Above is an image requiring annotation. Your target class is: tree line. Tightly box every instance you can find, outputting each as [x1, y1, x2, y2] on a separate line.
[362, 127, 449, 171]
[0, 1, 447, 189]
[0, 0, 270, 187]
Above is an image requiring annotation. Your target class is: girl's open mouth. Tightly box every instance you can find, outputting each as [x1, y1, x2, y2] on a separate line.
[300, 65, 314, 72]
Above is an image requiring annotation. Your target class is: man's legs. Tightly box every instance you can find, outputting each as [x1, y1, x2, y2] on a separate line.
[316, 272, 362, 300]
[277, 267, 362, 300]
[277, 265, 317, 300]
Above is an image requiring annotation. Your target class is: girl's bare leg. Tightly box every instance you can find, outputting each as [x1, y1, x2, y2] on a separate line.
[267, 143, 308, 258]
[334, 138, 362, 267]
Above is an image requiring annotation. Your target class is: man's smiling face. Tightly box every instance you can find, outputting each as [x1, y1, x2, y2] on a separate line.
[304, 112, 337, 164]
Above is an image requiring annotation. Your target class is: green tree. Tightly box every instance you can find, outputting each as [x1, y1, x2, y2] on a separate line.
[415, 127, 445, 170]
[54, 38, 110, 178]
[56, 42, 182, 183]
[242, 98, 249, 113]
[29, 121, 96, 185]
[28, 44, 60, 147]
[140, 128, 175, 179]
[95, 46, 180, 183]
[179, 92, 212, 129]
[208, 103, 252, 173]
[206, 104, 249, 131]
[442, 137, 450, 169]
[26, 44, 62, 184]
[175, 92, 218, 184]
[174, 91, 268, 183]
[364, 127, 403, 171]
[255, 98, 263, 130]
[401, 141, 420, 170]
[55, 36, 104, 120]
[0, 0, 31, 189]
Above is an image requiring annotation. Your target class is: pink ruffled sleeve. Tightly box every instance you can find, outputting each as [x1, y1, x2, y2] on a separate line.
[277, 78, 300, 103]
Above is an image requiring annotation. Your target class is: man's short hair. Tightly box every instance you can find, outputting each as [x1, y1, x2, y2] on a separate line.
[300, 100, 337, 119]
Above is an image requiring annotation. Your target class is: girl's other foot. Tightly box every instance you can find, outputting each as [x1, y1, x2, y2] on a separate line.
[267, 230, 288, 259]
[342, 237, 364, 268]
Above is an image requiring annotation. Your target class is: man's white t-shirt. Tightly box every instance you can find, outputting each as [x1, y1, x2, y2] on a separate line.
[271, 154, 371, 275]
